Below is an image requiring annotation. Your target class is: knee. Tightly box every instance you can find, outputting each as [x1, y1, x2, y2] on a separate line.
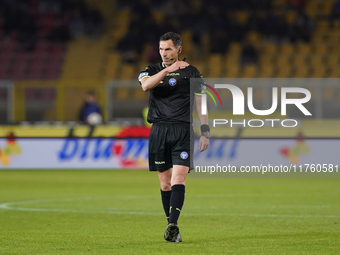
[160, 181, 171, 191]
[171, 176, 186, 186]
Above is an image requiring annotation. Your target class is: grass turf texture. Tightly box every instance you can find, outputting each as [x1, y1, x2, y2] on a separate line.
[0, 170, 339, 255]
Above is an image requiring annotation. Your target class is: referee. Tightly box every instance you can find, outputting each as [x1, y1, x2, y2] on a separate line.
[138, 32, 210, 242]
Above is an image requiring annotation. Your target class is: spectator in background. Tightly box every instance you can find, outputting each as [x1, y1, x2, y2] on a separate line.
[162, 0, 187, 17]
[0, 0, 104, 46]
[2, 4, 24, 39]
[289, 11, 315, 43]
[246, 12, 265, 33]
[188, 1, 207, 59]
[69, 8, 85, 39]
[158, 15, 179, 36]
[117, 27, 141, 63]
[329, 0, 340, 28]
[147, 44, 160, 64]
[263, 11, 279, 40]
[132, 0, 152, 17]
[85, 4, 104, 40]
[18, 15, 37, 51]
[250, 0, 272, 11]
[207, 6, 226, 32]
[274, 15, 290, 42]
[192, 31, 204, 60]
[38, 0, 61, 15]
[143, 16, 162, 43]
[286, 0, 307, 11]
[241, 40, 258, 66]
[79, 90, 102, 125]
[47, 20, 71, 43]
[226, 15, 246, 42]
[209, 29, 229, 54]
[116, 0, 312, 56]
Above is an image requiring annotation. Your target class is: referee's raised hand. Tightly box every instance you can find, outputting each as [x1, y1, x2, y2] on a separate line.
[165, 60, 189, 73]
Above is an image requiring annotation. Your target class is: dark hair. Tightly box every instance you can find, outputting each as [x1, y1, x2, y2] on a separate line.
[159, 32, 182, 47]
[87, 90, 96, 96]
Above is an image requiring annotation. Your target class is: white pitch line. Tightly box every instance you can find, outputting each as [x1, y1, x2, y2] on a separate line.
[0, 197, 339, 218]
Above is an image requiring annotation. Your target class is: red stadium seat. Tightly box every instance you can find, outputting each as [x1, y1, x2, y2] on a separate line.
[27, 66, 43, 80]
[0, 66, 9, 79]
[25, 88, 36, 100]
[11, 67, 27, 80]
[34, 41, 50, 53]
[0, 88, 7, 100]
[44, 65, 60, 80]
[41, 88, 55, 100]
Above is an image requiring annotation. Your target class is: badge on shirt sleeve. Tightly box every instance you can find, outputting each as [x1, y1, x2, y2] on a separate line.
[201, 83, 207, 93]
[138, 72, 149, 82]
[169, 78, 177, 86]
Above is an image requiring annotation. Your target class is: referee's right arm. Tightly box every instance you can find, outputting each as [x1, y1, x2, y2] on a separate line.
[141, 69, 169, 92]
[141, 61, 189, 91]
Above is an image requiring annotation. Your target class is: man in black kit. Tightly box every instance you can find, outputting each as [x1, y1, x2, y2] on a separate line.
[138, 32, 210, 242]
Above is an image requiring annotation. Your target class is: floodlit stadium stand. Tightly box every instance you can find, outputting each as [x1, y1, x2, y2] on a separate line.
[0, 0, 339, 123]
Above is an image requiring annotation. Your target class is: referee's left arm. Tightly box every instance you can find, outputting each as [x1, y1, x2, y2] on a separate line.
[195, 95, 209, 152]
[195, 95, 208, 125]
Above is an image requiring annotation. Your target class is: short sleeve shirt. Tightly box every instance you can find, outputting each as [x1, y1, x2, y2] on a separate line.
[138, 62, 205, 124]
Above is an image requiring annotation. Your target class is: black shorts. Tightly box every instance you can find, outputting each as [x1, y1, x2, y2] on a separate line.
[148, 122, 194, 171]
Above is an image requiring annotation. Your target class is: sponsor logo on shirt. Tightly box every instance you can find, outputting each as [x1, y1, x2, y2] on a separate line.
[155, 161, 165, 164]
[166, 73, 180, 76]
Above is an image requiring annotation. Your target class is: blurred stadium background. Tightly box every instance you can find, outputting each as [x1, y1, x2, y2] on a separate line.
[1, 2, 339, 253]
[0, 0, 339, 170]
[0, 0, 339, 128]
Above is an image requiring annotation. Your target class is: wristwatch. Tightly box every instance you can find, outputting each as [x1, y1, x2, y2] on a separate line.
[200, 124, 210, 138]
[201, 131, 210, 138]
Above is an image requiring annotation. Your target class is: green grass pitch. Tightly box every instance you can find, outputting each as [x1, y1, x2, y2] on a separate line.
[0, 170, 339, 255]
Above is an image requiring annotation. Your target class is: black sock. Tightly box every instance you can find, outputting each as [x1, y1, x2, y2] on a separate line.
[161, 189, 171, 222]
[169, 184, 185, 225]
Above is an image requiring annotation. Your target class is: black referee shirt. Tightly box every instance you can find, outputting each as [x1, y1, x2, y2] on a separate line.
[138, 62, 204, 124]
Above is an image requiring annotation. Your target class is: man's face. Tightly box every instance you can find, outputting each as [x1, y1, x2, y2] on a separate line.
[86, 94, 95, 103]
[159, 39, 181, 66]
